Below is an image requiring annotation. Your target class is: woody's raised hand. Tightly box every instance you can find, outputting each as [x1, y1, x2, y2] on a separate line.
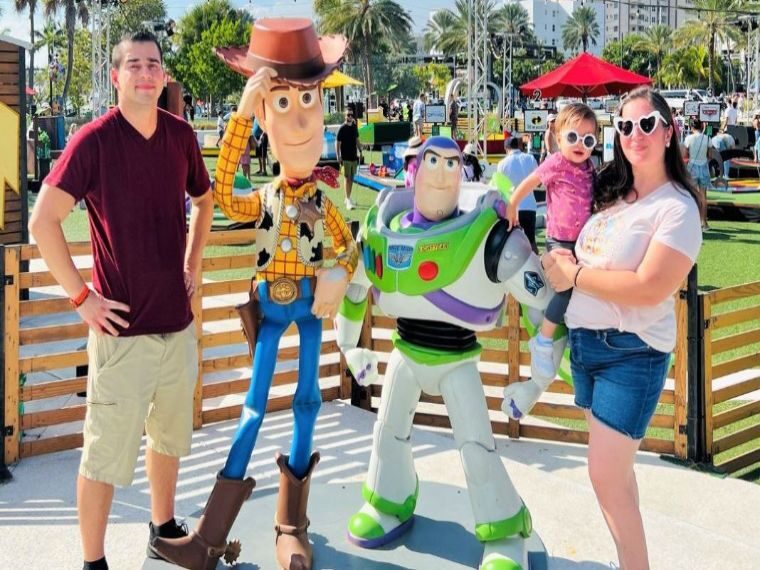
[238, 67, 278, 119]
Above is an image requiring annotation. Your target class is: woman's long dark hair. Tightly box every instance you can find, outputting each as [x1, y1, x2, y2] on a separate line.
[594, 86, 706, 220]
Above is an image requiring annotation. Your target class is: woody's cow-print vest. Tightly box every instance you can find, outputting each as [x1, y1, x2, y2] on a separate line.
[254, 183, 326, 271]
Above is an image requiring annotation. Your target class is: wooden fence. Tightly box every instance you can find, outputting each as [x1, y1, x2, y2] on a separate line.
[702, 281, 760, 474]
[358, 291, 689, 458]
[2, 230, 346, 464]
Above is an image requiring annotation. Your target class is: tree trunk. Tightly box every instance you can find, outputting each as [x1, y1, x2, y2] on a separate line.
[363, 45, 373, 109]
[582, 34, 588, 53]
[656, 55, 661, 88]
[28, 4, 36, 88]
[708, 30, 715, 94]
[61, 4, 76, 108]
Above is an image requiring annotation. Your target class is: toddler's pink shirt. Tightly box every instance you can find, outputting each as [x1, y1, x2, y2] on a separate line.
[535, 152, 594, 241]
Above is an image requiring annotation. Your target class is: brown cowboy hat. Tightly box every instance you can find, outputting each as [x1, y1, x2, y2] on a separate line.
[215, 18, 346, 85]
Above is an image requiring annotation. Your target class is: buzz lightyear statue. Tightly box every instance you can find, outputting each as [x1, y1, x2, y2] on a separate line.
[334, 137, 565, 570]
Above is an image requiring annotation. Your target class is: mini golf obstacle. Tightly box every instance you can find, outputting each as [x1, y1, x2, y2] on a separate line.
[712, 177, 760, 194]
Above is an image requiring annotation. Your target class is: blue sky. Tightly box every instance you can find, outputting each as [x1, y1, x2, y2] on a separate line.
[0, 0, 454, 49]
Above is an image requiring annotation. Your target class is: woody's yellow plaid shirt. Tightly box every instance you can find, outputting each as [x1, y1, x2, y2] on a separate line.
[214, 114, 357, 282]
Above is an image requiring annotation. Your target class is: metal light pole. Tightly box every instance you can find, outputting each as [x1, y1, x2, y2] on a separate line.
[508, 35, 514, 119]
[501, 35, 506, 122]
[755, 24, 760, 108]
[466, 0, 490, 162]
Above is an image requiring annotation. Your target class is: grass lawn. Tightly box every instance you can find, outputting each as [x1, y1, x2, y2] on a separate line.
[706, 189, 760, 205]
[39, 153, 760, 482]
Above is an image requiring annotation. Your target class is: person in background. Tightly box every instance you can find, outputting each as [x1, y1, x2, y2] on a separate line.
[216, 111, 225, 146]
[723, 100, 738, 128]
[405, 101, 413, 124]
[402, 135, 423, 189]
[711, 128, 735, 180]
[752, 113, 760, 157]
[67, 123, 85, 209]
[496, 133, 539, 253]
[239, 134, 252, 180]
[67, 122, 80, 143]
[541, 113, 559, 161]
[412, 92, 426, 138]
[253, 117, 268, 176]
[336, 110, 362, 210]
[183, 99, 194, 122]
[448, 97, 459, 138]
[684, 119, 713, 202]
[672, 108, 685, 142]
[461, 143, 484, 182]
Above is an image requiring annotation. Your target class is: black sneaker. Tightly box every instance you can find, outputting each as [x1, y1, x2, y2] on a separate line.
[146, 518, 188, 559]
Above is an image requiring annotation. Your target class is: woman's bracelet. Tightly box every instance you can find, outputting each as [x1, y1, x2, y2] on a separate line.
[573, 267, 583, 288]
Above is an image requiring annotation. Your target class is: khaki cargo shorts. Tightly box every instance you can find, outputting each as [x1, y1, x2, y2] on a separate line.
[342, 160, 358, 180]
[79, 324, 199, 486]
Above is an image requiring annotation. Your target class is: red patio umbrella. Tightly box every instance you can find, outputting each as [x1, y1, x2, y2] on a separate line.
[520, 52, 652, 99]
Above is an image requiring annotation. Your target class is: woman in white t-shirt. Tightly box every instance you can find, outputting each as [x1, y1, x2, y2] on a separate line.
[542, 87, 704, 570]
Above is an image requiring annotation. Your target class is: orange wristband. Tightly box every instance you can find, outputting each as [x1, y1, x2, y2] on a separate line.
[70, 285, 91, 309]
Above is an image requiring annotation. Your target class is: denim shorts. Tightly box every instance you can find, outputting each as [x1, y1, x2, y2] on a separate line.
[569, 328, 671, 440]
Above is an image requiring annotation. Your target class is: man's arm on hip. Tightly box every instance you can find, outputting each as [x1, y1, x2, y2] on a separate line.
[185, 189, 214, 277]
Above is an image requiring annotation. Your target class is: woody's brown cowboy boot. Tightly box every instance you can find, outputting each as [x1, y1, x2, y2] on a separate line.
[275, 452, 320, 570]
[150, 473, 255, 570]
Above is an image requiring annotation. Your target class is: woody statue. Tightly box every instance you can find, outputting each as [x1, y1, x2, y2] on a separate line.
[151, 19, 358, 570]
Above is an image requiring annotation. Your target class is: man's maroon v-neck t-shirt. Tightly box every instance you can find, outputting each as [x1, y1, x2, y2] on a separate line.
[45, 107, 210, 336]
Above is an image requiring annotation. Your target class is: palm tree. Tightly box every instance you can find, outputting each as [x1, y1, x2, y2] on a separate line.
[34, 20, 65, 106]
[42, 0, 89, 108]
[633, 25, 672, 86]
[498, 1, 534, 41]
[315, 0, 413, 107]
[15, 0, 39, 88]
[422, 0, 502, 59]
[658, 46, 710, 88]
[674, 0, 743, 94]
[34, 20, 64, 54]
[423, 9, 462, 56]
[561, 6, 600, 54]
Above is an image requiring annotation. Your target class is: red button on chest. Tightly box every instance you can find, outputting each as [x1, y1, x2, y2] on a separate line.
[418, 261, 438, 281]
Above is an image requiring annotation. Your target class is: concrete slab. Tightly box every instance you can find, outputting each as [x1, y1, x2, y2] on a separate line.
[1, 401, 759, 570]
[143, 482, 548, 570]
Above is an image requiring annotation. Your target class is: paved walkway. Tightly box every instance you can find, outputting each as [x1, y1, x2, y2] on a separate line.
[1, 401, 759, 569]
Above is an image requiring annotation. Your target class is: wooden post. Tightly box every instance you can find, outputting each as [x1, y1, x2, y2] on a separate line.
[191, 268, 203, 430]
[0, 246, 11, 480]
[673, 283, 689, 459]
[3, 246, 20, 464]
[506, 295, 521, 439]
[686, 265, 709, 463]
[702, 294, 714, 462]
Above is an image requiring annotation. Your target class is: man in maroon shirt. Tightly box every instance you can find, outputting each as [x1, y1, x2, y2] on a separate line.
[29, 31, 213, 570]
